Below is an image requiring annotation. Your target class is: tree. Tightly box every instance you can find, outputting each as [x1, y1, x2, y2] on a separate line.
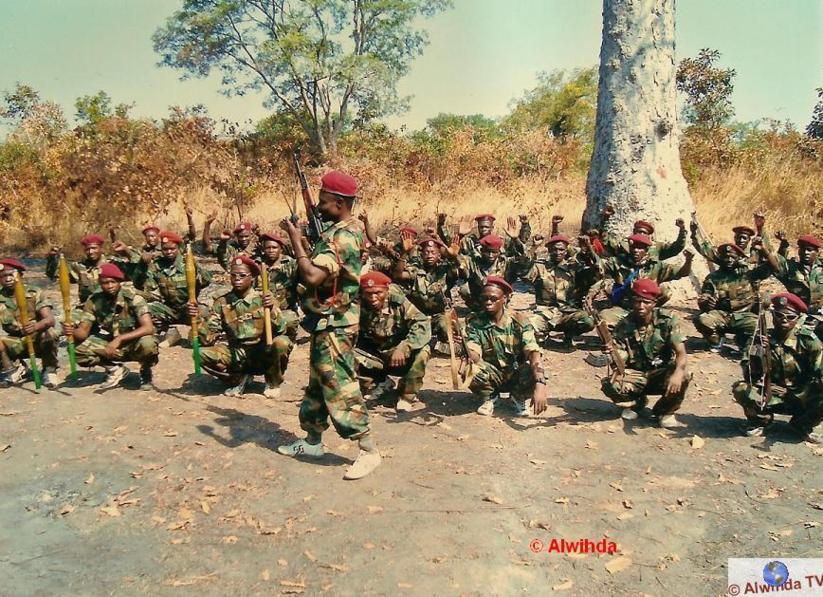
[153, 0, 451, 157]
[807, 87, 823, 140]
[676, 49, 736, 131]
[0, 83, 67, 145]
[582, 0, 695, 246]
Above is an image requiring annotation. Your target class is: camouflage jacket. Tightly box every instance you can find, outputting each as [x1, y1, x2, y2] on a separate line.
[525, 255, 599, 310]
[110, 244, 159, 289]
[742, 319, 823, 389]
[465, 308, 540, 371]
[603, 227, 687, 261]
[459, 253, 521, 299]
[404, 260, 460, 315]
[698, 264, 772, 313]
[257, 256, 299, 312]
[217, 238, 258, 271]
[200, 288, 286, 348]
[600, 255, 684, 308]
[79, 287, 150, 336]
[45, 255, 105, 303]
[301, 217, 364, 331]
[611, 309, 686, 371]
[359, 285, 431, 354]
[0, 287, 52, 336]
[141, 254, 211, 310]
[773, 256, 823, 314]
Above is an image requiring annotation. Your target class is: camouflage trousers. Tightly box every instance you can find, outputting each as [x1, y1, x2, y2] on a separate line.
[148, 302, 206, 330]
[430, 312, 450, 344]
[279, 309, 300, 341]
[693, 310, 757, 347]
[357, 344, 431, 397]
[601, 366, 690, 416]
[598, 306, 629, 329]
[732, 380, 823, 435]
[299, 325, 370, 440]
[200, 336, 294, 386]
[75, 335, 159, 368]
[468, 360, 535, 400]
[0, 328, 60, 371]
[530, 306, 595, 343]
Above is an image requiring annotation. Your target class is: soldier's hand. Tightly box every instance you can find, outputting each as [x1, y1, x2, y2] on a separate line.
[775, 230, 787, 242]
[760, 334, 770, 350]
[457, 216, 473, 237]
[532, 384, 548, 415]
[48, 246, 62, 256]
[220, 230, 231, 241]
[552, 215, 564, 224]
[103, 338, 121, 360]
[279, 217, 299, 236]
[206, 210, 218, 224]
[186, 302, 200, 319]
[601, 344, 613, 356]
[602, 204, 615, 218]
[665, 369, 685, 396]
[753, 211, 766, 230]
[437, 213, 447, 225]
[504, 216, 519, 239]
[141, 251, 154, 264]
[184, 204, 193, 217]
[683, 249, 694, 261]
[262, 292, 275, 309]
[675, 218, 685, 229]
[389, 347, 407, 368]
[702, 294, 717, 309]
[423, 226, 436, 236]
[62, 322, 74, 338]
[357, 211, 369, 224]
[22, 321, 36, 336]
[112, 240, 128, 254]
[519, 213, 528, 223]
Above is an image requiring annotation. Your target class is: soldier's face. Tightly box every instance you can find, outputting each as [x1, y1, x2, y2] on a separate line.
[318, 191, 345, 221]
[549, 242, 568, 263]
[229, 266, 254, 292]
[630, 243, 648, 262]
[263, 241, 282, 263]
[477, 220, 494, 237]
[773, 308, 800, 334]
[236, 230, 252, 248]
[735, 232, 751, 248]
[100, 277, 121, 296]
[362, 286, 388, 310]
[480, 286, 507, 315]
[631, 296, 656, 321]
[480, 246, 500, 264]
[0, 270, 16, 290]
[85, 243, 102, 261]
[144, 230, 159, 246]
[798, 243, 818, 266]
[421, 243, 441, 266]
[161, 242, 179, 260]
[720, 251, 738, 269]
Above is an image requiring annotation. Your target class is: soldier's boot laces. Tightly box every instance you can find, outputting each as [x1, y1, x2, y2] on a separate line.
[277, 439, 325, 458]
[97, 365, 129, 391]
[344, 449, 382, 480]
[224, 375, 249, 398]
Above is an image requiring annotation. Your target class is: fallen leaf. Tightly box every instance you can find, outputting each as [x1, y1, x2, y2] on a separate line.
[483, 495, 503, 505]
[277, 559, 288, 567]
[809, 502, 823, 511]
[280, 580, 306, 588]
[617, 512, 634, 521]
[690, 436, 705, 449]
[0, 411, 19, 416]
[164, 431, 178, 438]
[100, 504, 121, 517]
[179, 507, 194, 521]
[605, 556, 632, 574]
[622, 500, 633, 509]
[398, 583, 413, 589]
[609, 481, 624, 492]
[529, 459, 547, 466]
[552, 579, 574, 591]
[0, 444, 11, 452]
[222, 535, 238, 544]
[367, 505, 384, 514]
[554, 497, 569, 505]
[260, 569, 270, 581]
[200, 501, 211, 514]
[304, 550, 317, 562]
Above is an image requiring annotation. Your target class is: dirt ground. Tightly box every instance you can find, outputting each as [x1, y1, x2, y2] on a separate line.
[1, 265, 821, 596]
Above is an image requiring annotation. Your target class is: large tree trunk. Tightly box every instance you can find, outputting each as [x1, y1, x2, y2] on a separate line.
[582, 0, 694, 244]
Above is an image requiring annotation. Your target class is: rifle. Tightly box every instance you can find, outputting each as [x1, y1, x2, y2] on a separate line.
[259, 262, 273, 346]
[14, 273, 42, 390]
[690, 212, 717, 273]
[58, 254, 78, 380]
[749, 303, 771, 408]
[292, 151, 323, 245]
[444, 303, 472, 389]
[185, 244, 202, 375]
[583, 296, 625, 385]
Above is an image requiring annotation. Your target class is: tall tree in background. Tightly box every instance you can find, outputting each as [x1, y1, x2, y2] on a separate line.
[154, 0, 451, 157]
[582, 0, 694, 241]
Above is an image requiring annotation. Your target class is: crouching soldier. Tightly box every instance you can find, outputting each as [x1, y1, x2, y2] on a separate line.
[357, 271, 432, 413]
[465, 276, 548, 417]
[0, 259, 59, 387]
[732, 292, 823, 443]
[64, 263, 157, 391]
[193, 255, 293, 398]
[601, 279, 689, 428]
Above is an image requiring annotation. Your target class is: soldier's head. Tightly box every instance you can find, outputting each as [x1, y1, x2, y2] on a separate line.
[627, 234, 652, 263]
[717, 243, 743, 270]
[771, 292, 806, 335]
[732, 226, 755, 250]
[797, 235, 821, 266]
[475, 214, 495, 238]
[234, 222, 254, 248]
[418, 238, 444, 267]
[80, 235, 105, 261]
[158, 231, 182, 260]
[630, 278, 660, 322]
[0, 259, 25, 290]
[142, 225, 160, 247]
[546, 235, 570, 263]
[259, 232, 286, 263]
[478, 234, 503, 265]
[480, 276, 513, 316]
[98, 263, 125, 296]
[360, 271, 391, 310]
[633, 220, 655, 237]
[229, 256, 258, 293]
[318, 171, 357, 222]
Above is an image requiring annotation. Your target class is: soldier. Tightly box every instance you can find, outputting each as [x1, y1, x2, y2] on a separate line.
[691, 214, 773, 267]
[694, 243, 773, 352]
[0, 259, 59, 387]
[465, 276, 547, 417]
[277, 170, 381, 481]
[217, 221, 258, 271]
[601, 279, 690, 428]
[141, 231, 211, 347]
[256, 231, 300, 339]
[438, 213, 531, 258]
[191, 255, 293, 398]
[46, 234, 107, 305]
[732, 292, 822, 443]
[458, 234, 523, 312]
[110, 224, 161, 289]
[356, 271, 432, 412]
[600, 206, 688, 261]
[524, 234, 597, 347]
[63, 263, 157, 391]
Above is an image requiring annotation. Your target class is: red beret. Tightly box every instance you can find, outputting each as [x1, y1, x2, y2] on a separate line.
[259, 232, 287, 246]
[797, 234, 822, 249]
[546, 234, 571, 246]
[321, 170, 358, 197]
[479, 234, 504, 250]
[399, 226, 418, 236]
[484, 275, 513, 295]
[718, 243, 745, 257]
[627, 233, 653, 248]
[417, 237, 446, 249]
[0, 258, 26, 272]
[475, 214, 496, 222]
[98, 263, 125, 281]
[233, 221, 254, 234]
[80, 234, 105, 247]
[633, 220, 655, 234]
[231, 255, 260, 276]
[159, 230, 183, 245]
[771, 292, 807, 313]
[732, 225, 756, 236]
[632, 278, 661, 300]
[142, 225, 160, 235]
[360, 271, 391, 289]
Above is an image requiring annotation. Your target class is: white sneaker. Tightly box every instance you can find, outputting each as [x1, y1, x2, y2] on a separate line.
[513, 399, 529, 417]
[159, 327, 182, 348]
[41, 369, 57, 389]
[744, 423, 766, 437]
[276, 439, 325, 458]
[9, 363, 29, 384]
[395, 395, 418, 413]
[263, 384, 281, 399]
[621, 408, 638, 421]
[657, 414, 682, 429]
[224, 375, 249, 397]
[476, 397, 498, 416]
[343, 449, 382, 480]
[96, 365, 129, 391]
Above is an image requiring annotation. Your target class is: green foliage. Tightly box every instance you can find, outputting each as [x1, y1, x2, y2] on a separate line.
[676, 49, 736, 131]
[807, 87, 823, 140]
[0, 83, 41, 123]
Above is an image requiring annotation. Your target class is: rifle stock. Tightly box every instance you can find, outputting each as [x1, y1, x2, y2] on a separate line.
[292, 152, 324, 245]
[14, 274, 41, 389]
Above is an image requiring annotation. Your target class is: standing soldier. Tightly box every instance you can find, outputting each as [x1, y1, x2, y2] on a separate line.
[600, 279, 690, 428]
[0, 259, 59, 387]
[256, 231, 300, 340]
[732, 293, 822, 443]
[217, 221, 258, 271]
[141, 231, 211, 347]
[191, 256, 293, 398]
[110, 224, 161, 289]
[356, 271, 432, 412]
[46, 234, 107, 305]
[277, 170, 381, 481]
[465, 276, 547, 417]
[63, 263, 157, 391]
[458, 233, 524, 312]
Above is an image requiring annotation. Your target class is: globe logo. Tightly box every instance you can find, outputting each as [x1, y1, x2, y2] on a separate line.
[763, 561, 789, 587]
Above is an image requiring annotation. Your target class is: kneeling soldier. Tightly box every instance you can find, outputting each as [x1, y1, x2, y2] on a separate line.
[64, 263, 157, 391]
[357, 271, 432, 413]
[732, 292, 823, 443]
[465, 276, 548, 417]
[195, 256, 294, 398]
[601, 279, 689, 428]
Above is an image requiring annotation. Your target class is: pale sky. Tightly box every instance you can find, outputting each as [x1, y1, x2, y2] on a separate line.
[0, 0, 820, 133]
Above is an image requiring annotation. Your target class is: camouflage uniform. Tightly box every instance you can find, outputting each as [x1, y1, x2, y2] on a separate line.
[691, 227, 767, 268]
[0, 288, 59, 370]
[258, 256, 300, 339]
[199, 288, 294, 387]
[458, 251, 522, 312]
[403, 260, 460, 343]
[74, 287, 158, 368]
[601, 309, 689, 416]
[111, 244, 158, 290]
[141, 254, 211, 330]
[603, 227, 687, 261]
[732, 317, 823, 435]
[300, 217, 370, 440]
[45, 255, 104, 305]
[771, 255, 823, 339]
[217, 238, 258, 272]
[465, 308, 541, 400]
[438, 223, 531, 259]
[357, 284, 432, 396]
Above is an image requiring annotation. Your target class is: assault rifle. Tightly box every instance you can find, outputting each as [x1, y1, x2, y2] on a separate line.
[292, 151, 324, 246]
[749, 302, 771, 408]
[583, 295, 625, 386]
